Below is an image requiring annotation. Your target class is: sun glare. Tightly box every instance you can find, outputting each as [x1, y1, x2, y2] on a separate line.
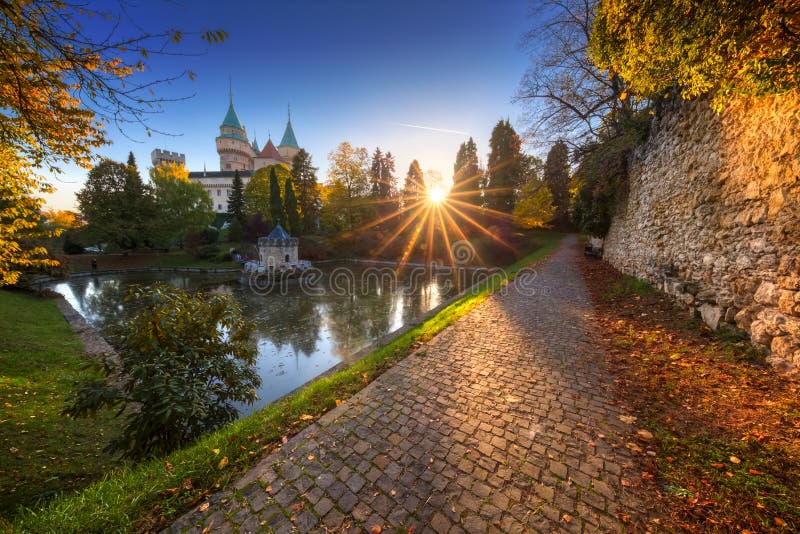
[428, 186, 446, 204]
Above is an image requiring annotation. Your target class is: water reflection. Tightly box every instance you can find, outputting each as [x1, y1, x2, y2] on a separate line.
[50, 264, 456, 415]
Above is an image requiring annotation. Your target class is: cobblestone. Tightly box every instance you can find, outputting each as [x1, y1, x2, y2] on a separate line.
[167, 237, 647, 532]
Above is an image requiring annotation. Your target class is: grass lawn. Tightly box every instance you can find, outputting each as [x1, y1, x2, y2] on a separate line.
[64, 243, 241, 273]
[0, 290, 119, 524]
[12, 231, 563, 533]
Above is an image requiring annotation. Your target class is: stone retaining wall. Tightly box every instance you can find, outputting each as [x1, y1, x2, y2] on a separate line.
[603, 93, 800, 369]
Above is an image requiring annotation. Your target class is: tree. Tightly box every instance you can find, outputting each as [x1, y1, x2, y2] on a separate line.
[0, 146, 59, 285]
[77, 158, 155, 250]
[227, 170, 245, 225]
[452, 138, 483, 207]
[291, 149, 321, 234]
[485, 119, 525, 216]
[269, 166, 285, 227]
[243, 164, 290, 221]
[402, 160, 425, 211]
[590, 0, 800, 108]
[326, 142, 371, 231]
[515, 0, 632, 145]
[283, 177, 301, 236]
[0, 1, 225, 285]
[370, 148, 396, 200]
[150, 163, 215, 246]
[65, 284, 260, 459]
[513, 179, 556, 229]
[543, 141, 571, 227]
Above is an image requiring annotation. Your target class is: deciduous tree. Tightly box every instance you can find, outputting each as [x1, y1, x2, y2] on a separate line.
[150, 163, 214, 246]
[326, 142, 371, 231]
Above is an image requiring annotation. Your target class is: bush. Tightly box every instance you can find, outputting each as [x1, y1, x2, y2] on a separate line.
[65, 284, 260, 460]
[194, 244, 220, 260]
[62, 231, 85, 255]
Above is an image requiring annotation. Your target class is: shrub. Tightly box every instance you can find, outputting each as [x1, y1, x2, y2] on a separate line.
[65, 284, 260, 460]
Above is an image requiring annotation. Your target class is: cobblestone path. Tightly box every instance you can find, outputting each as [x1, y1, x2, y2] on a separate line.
[169, 236, 648, 533]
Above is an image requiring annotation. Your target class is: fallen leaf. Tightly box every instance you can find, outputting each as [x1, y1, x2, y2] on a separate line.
[774, 517, 787, 527]
[291, 502, 304, 512]
[636, 429, 653, 440]
[199, 502, 210, 512]
[165, 460, 173, 472]
[710, 463, 725, 469]
[299, 414, 314, 421]
[211, 448, 220, 455]
[619, 415, 637, 424]
[183, 478, 193, 490]
[562, 513, 572, 523]
[9, 447, 19, 454]
[335, 399, 343, 406]
[370, 525, 382, 533]
[218, 457, 228, 470]
[748, 469, 764, 476]
[729, 456, 741, 464]
[307, 455, 315, 461]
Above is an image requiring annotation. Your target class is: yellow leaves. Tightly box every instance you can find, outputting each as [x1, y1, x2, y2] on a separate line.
[198, 502, 210, 512]
[164, 461, 173, 472]
[729, 456, 741, 464]
[299, 414, 314, 421]
[217, 456, 228, 470]
[211, 448, 220, 455]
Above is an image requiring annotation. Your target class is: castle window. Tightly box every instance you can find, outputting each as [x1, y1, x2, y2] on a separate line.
[217, 189, 221, 197]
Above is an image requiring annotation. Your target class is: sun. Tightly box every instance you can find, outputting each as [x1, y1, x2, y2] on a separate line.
[428, 186, 446, 204]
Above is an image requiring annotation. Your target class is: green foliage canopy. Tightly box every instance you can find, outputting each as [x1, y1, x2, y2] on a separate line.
[150, 163, 214, 246]
[590, 0, 800, 107]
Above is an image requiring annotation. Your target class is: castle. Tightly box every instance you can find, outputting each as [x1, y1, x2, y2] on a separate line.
[185, 95, 303, 213]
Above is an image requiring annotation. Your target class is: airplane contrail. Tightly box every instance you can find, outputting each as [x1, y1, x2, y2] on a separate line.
[390, 122, 470, 136]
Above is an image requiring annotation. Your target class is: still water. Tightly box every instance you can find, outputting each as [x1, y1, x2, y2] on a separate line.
[50, 264, 458, 415]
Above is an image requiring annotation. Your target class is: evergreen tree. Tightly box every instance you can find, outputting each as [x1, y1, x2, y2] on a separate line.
[291, 149, 321, 234]
[227, 169, 245, 224]
[268, 166, 284, 226]
[543, 140, 571, 227]
[402, 160, 425, 211]
[486, 119, 524, 216]
[370, 148, 397, 220]
[283, 177, 301, 236]
[370, 147, 383, 197]
[452, 137, 481, 206]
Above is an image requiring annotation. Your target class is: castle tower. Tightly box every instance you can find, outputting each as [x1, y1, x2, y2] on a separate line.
[215, 89, 254, 171]
[277, 104, 300, 163]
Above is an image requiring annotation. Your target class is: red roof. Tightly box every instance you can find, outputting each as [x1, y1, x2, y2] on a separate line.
[258, 139, 283, 160]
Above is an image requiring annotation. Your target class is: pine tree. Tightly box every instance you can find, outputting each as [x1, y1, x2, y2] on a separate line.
[486, 120, 524, 216]
[543, 140, 571, 227]
[227, 169, 245, 224]
[283, 177, 301, 236]
[291, 149, 321, 234]
[452, 137, 481, 206]
[268, 166, 284, 226]
[402, 160, 425, 211]
[370, 147, 384, 198]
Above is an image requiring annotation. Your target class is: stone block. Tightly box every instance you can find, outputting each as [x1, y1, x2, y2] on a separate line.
[749, 319, 773, 346]
[771, 335, 800, 361]
[699, 304, 723, 330]
[778, 290, 800, 317]
[754, 282, 780, 305]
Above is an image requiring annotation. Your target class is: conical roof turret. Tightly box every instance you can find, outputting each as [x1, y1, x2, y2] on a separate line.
[278, 104, 299, 148]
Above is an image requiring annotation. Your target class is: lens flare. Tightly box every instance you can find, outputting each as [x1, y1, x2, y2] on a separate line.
[428, 186, 446, 204]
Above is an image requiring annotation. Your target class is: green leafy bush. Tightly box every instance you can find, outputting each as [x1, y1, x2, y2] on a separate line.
[572, 110, 651, 236]
[65, 284, 260, 460]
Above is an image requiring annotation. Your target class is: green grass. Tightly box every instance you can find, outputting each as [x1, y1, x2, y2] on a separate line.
[65, 242, 241, 273]
[605, 273, 658, 299]
[12, 231, 563, 533]
[0, 290, 119, 523]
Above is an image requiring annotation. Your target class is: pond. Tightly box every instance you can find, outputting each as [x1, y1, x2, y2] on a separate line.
[49, 264, 462, 415]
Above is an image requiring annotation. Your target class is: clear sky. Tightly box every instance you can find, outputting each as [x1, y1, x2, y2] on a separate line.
[45, 0, 536, 211]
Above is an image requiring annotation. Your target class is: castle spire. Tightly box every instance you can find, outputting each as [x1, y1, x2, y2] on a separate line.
[229, 76, 233, 105]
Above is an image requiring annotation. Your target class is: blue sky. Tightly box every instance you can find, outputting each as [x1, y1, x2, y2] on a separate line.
[46, 0, 537, 210]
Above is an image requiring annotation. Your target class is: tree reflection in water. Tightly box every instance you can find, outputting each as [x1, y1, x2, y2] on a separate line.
[50, 264, 457, 415]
